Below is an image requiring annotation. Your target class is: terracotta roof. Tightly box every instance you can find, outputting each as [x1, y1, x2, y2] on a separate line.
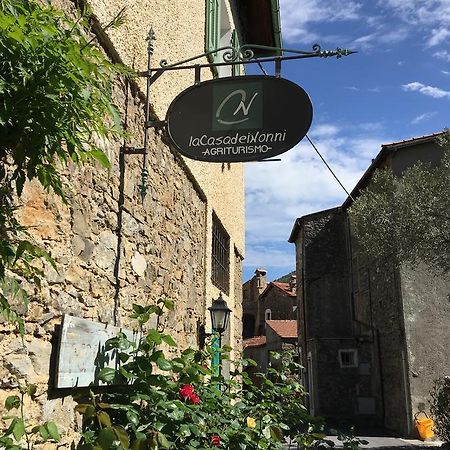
[243, 336, 266, 348]
[272, 281, 296, 297]
[261, 281, 296, 298]
[266, 320, 298, 338]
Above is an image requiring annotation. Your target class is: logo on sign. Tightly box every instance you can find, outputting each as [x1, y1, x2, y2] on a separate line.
[212, 82, 262, 131]
[165, 75, 313, 163]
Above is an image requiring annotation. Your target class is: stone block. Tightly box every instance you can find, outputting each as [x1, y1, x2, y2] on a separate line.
[27, 339, 52, 376]
[131, 252, 147, 277]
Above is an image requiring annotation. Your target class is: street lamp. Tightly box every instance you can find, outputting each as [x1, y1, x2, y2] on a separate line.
[197, 293, 231, 349]
[208, 293, 231, 337]
[209, 293, 231, 379]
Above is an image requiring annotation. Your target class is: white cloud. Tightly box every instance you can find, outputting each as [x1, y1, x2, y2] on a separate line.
[442, 70, 450, 75]
[427, 27, 450, 46]
[434, 50, 450, 61]
[280, 0, 362, 43]
[357, 122, 383, 131]
[380, 1, 450, 26]
[411, 111, 437, 124]
[244, 130, 388, 269]
[402, 82, 450, 99]
[311, 124, 340, 137]
[350, 28, 409, 50]
[244, 245, 295, 269]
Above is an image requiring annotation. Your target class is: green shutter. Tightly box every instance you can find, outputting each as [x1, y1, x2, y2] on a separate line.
[205, 0, 220, 62]
[231, 29, 240, 76]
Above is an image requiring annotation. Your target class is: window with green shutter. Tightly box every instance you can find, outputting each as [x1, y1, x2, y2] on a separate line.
[205, 0, 220, 63]
[206, 0, 241, 77]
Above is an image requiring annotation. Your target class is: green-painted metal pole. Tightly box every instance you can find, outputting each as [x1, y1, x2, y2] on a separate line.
[140, 27, 155, 201]
[211, 331, 221, 378]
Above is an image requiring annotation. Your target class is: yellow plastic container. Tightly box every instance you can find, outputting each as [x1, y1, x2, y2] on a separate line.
[415, 411, 435, 440]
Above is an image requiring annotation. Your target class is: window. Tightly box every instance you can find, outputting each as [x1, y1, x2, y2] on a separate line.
[265, 309, 272, 320]
[205, 0, 220, 60]
[212, 213, 230, 294]
[338, 349, 358, 368]
[205, 0, 240, 77]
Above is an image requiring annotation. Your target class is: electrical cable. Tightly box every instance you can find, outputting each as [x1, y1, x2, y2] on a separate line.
[256, 61, 268, 76]
[254, 60, 355, 200]
[306, 134, 355, 201]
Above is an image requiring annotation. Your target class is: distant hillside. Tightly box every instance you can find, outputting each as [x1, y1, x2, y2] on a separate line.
[275, 271, 295, 283]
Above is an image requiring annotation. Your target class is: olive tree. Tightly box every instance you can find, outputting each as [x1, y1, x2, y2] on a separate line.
[349, 132, 450, 274]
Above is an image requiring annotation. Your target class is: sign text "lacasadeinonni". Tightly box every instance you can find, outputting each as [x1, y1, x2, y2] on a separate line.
[166, 76, 313, 163]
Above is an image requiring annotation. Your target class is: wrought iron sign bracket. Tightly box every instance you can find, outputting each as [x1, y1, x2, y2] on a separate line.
[122, 28, 356, 201]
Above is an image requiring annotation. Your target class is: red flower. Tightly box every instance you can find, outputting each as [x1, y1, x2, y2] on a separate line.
[179, 384, 194, 400]
[190, 393, 200, 404]
[179, 384, 201, 404]
[211, 435, 221, 447]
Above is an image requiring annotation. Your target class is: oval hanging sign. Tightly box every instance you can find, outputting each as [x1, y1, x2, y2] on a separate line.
[165, 75, 313, 163]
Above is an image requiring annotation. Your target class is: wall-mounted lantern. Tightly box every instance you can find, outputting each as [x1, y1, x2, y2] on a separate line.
[198, 293, 231, 349]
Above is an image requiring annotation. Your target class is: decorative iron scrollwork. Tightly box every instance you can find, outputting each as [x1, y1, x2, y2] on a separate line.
[157, 44, 354, 69]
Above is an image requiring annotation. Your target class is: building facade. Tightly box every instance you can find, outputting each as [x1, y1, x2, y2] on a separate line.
[289, 132, 450, 436]
[0, 0, 280, 445]
[243, 268, 268, 338]
[257, 279, 297, 335]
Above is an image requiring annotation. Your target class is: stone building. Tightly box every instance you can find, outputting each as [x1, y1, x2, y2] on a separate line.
[288, 132, 450, 436]
[242, 269, 296, 338]
[0, 0, 281, 445]
[257, 278, 297, 335]
[244, 320, 298, 385]
[243, 269, 298, 381]
[242, 268, 268, 338]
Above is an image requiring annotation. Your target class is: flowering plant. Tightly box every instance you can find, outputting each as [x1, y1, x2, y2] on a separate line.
[179, 384, 201, 405]
[74, 300, 313, 450]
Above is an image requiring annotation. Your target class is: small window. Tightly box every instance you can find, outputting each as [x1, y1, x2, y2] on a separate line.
[338, 349, 358, 368]
[212, 213, 230, 294]
[265, 309, 272, 320]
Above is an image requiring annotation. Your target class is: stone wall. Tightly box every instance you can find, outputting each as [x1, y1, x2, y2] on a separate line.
[258, 287, 296, 334]
[0, 0, 247, 445]
[232, 249, 244, 355]
[350, 224, 411, 435]
[293, 209, 358, 421]
[400, 263, 450, 425]
[0, 55, 208, 449]
[303, 210, 353, 340]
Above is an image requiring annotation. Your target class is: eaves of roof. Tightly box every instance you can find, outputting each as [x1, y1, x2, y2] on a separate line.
[238, 0, 282, 56]
[341, 131, 445, 211]
[288, 207, 340, 243]
[243, 335, 267, 348]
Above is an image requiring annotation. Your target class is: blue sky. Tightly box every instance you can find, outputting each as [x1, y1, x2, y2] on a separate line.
[243, 0, 450, 282]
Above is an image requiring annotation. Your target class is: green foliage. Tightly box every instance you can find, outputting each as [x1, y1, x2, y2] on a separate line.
[430, 376, 450, 442]
[0, 0, 130, 331]
[349, 133, 450, 274]
[336, 428, 369, 450]
[0, 0, 129, 199]
[74, 302, 317, 450]
[0, 382, 60, 449]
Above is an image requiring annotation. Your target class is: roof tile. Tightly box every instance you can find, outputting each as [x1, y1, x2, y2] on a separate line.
[243, 336, 267, 348]
[266, 320, 298, 338]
